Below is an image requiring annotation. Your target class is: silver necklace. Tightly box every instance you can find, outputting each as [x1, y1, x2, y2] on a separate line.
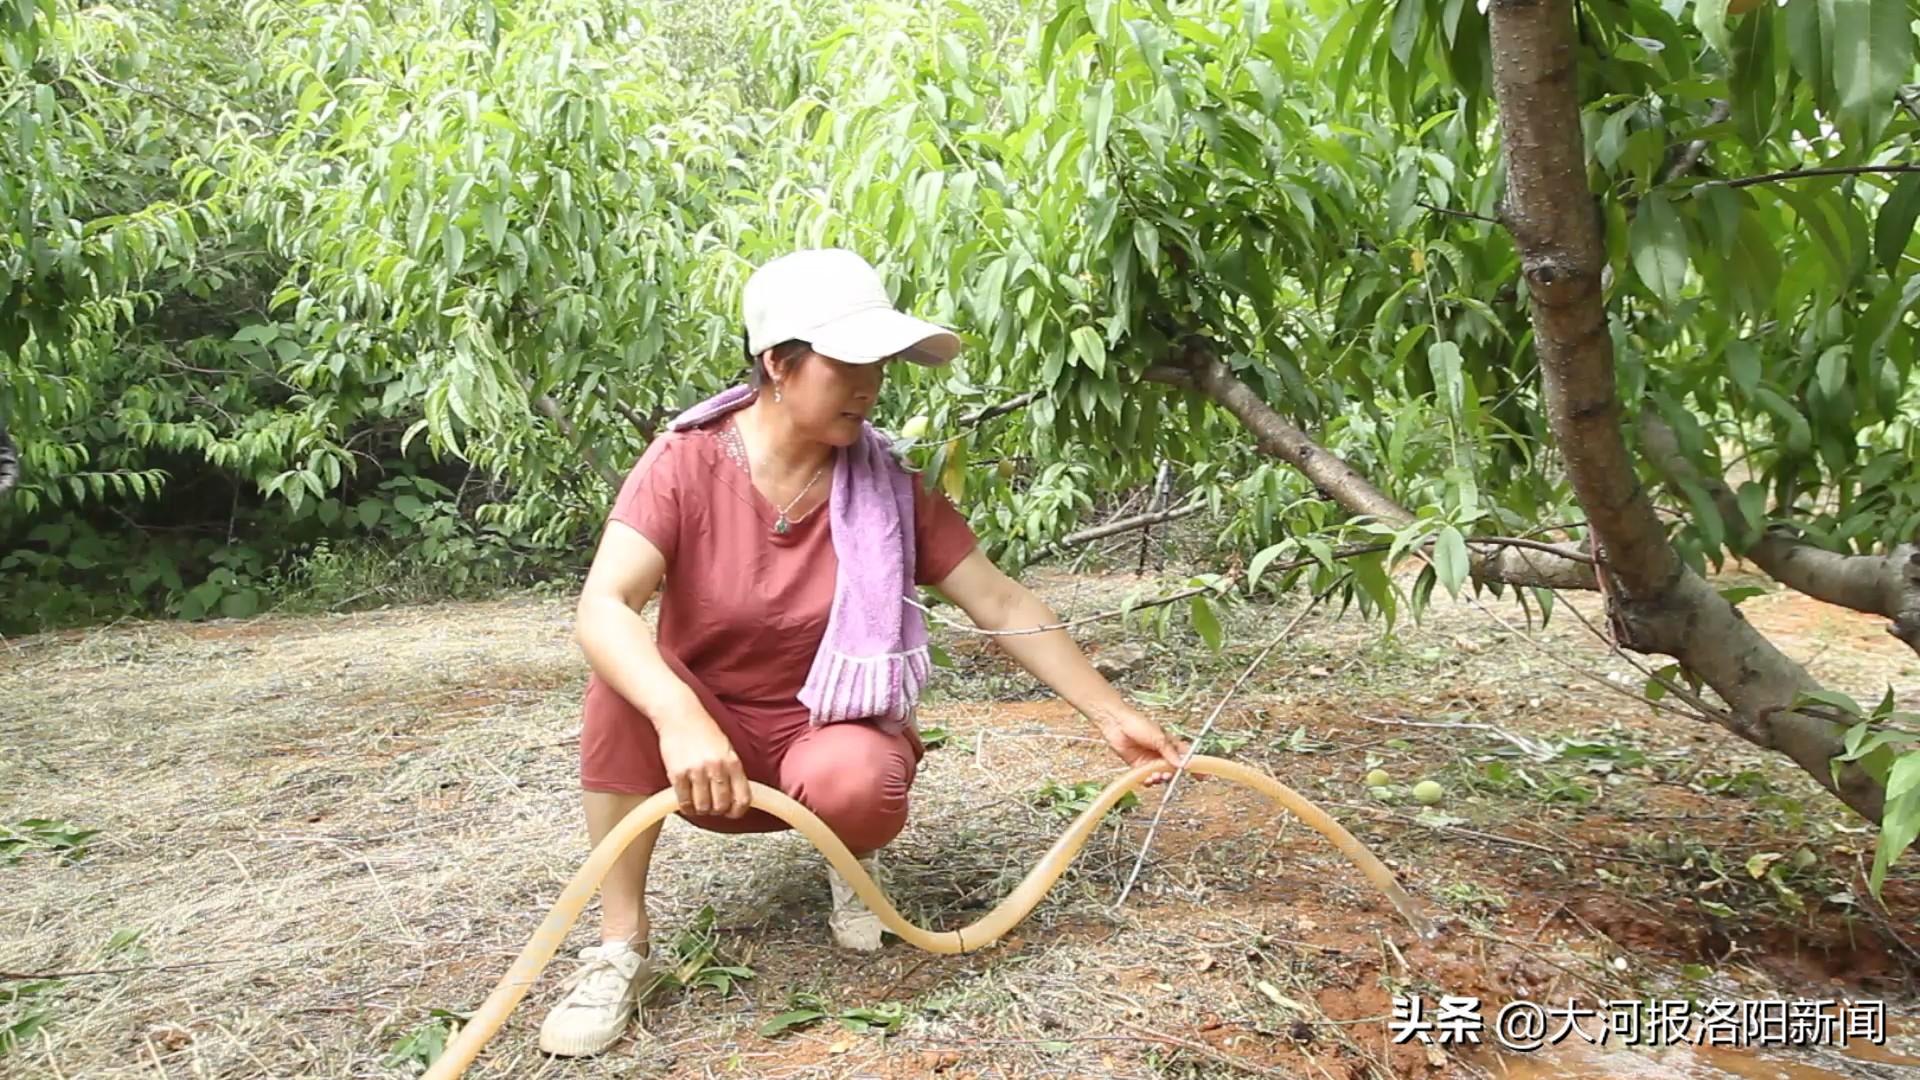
[772, 463, 826, 535]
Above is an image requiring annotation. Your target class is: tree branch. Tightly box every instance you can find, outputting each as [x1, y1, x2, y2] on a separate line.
[1419, 200, 1502, 226]
[959, 391, 1041, 427]
[597, 385, 661, 443]
[1659, 99, 1732, 184]
[1060, 500, 1206, 547]
[532, 393, 621, 490]
[1708, 163, 1920, 189]
[1639, 414, 1920, 657]
[1143, 343, 1597, 590]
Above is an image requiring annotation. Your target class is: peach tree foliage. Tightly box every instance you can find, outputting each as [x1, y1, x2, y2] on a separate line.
[0, 0, 1916, 883]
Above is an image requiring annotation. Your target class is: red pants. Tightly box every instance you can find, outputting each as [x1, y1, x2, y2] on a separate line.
[579, 650, 923, 853]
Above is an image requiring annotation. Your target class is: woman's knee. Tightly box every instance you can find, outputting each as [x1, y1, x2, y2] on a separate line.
[781, 726, 914, 850]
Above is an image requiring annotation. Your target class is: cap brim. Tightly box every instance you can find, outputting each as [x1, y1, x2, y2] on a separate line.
[809, 307, 961, 366]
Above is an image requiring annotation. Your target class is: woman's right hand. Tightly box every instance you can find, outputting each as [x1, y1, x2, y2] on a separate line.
[657, 714, 752, 818]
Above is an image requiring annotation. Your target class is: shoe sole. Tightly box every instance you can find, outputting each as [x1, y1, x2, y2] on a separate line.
[538, 1003, 637, 1057]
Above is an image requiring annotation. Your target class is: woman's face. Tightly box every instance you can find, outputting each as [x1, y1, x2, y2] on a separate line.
[770, 349, 888, 447]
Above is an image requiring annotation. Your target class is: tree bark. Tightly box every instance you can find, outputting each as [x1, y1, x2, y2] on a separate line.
[598, 384, 662, 444]
[1488, 0, 1884, 822]
[1143, 349, 1597, 590]
[1641, 415, 1920, 657]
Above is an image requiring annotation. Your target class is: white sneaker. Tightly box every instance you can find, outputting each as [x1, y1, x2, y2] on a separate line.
[537, 942, 661, 1057]
[827, 853, 886, 952]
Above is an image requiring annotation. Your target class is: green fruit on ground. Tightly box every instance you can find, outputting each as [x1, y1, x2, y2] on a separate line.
[1365, 769, 1391, 787]
[1413, 780, 1445, 805]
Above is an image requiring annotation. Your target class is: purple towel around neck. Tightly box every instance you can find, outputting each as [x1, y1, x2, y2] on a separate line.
[666, 386, 931, 731]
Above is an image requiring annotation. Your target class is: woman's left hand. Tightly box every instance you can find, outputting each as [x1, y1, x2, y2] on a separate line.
[1097, 708, 1191, 786]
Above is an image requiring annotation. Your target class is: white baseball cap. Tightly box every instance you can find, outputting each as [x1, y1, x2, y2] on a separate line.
[743, 248, 961, 366]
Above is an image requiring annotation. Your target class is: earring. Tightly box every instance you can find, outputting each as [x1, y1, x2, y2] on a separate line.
[773, 383, 783, 403]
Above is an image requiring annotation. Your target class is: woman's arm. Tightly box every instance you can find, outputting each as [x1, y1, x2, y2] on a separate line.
[929, 548, 1188, 781]
[575, 523, 752, 817]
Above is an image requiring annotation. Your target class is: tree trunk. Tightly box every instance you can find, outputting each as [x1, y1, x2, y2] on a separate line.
[1641, 414, 1920, 658]
[1487, 0, 1884, 822]
[1144, 349, 1598, 590]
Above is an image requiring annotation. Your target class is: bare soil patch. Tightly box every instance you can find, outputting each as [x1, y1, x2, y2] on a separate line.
[2, 575, 1915, 1078]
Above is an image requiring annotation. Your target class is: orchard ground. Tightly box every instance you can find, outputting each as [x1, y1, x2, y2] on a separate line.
[3, 566, 1918, 1079]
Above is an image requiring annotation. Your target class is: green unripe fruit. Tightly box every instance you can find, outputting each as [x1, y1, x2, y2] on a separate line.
[1365, 769, 1391, 788]
[1413, 780, 1445, 805]
[900, 415, 931, 440]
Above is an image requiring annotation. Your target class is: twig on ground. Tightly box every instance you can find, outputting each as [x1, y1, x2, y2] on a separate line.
[1468, 926, 1638, 998]
[1351, 714, 1556, 761]
[1115, 1018, 1301, 1078]
[1113, 586, 1334, 909]
[0, 958, 250, 980]
[1323, 800, 1669, 869]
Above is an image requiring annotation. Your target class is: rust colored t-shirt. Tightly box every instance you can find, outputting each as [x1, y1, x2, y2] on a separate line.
[602, 416, 979, 730]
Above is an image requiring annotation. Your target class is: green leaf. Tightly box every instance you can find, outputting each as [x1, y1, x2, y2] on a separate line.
[1729, 3, 1779, 146]
[1352, 552, 1398, 629]
[1869, 781, 1920, 897]
[1069, 325, 1107, 376]
[219, 589, 260, 618]
[1133, 219, 1160, 274]
[1677, 477, 1726, 555]
[1335, 0, 1388, 106]
[481, 201, 507, 250]
[1887, 751, 1920, 805]
[1794, 688, 1865, 717]
[1087, 79, 1115, 154]
[1874, 174, 1920, 273]
[1189, 594, 1223, 650]
[1248, 541, 1290, 588]
[1726, 340, 1761, 397]
[444, 223, 465, 273]
[1816, 346, 1848, 402]
[1833, 0, 1911, 135]
[1629, 194, 1689, 304]
[1390, 0, 1421, 66]
[1786, 0, 1831, 104]
[1432, 525, 1469, 599]
[758, 1009, 827, 1036]
[1693, 0, 1731, 57]
[1427, 341, 1464, 418]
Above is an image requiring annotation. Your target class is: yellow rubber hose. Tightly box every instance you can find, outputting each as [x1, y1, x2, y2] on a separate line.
[422, 754, 1434, 1080]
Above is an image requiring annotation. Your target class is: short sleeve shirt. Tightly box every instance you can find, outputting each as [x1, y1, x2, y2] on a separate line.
[605, 417, 978, 726]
